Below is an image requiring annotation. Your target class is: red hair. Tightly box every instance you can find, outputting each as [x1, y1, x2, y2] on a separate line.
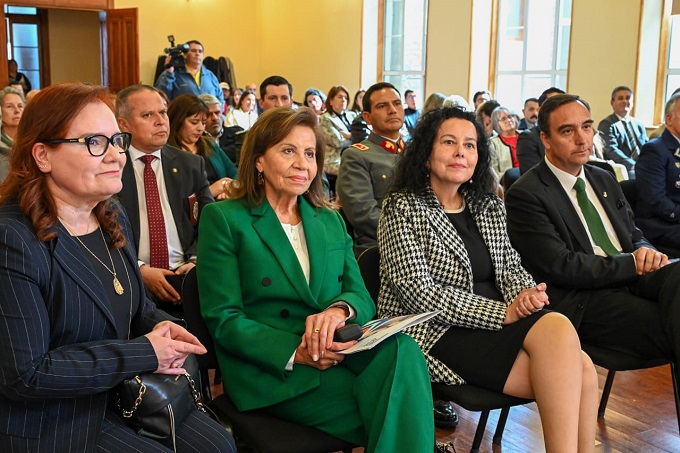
[0, 82, 126, 247]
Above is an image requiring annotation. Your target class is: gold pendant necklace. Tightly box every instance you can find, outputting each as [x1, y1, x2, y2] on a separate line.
[59, 217, 124, 296]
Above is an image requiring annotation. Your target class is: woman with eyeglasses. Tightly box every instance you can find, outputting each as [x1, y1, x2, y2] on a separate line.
[0, 82, 236, 453]
[489, 106, 521, 178]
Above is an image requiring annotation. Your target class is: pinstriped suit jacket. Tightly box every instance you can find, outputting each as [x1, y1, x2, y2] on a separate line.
[377, 187, 536, 385]
[0, 200, 173, 452]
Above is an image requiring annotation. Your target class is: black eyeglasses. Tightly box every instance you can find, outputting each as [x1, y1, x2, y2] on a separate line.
[45, 132, 132, 156]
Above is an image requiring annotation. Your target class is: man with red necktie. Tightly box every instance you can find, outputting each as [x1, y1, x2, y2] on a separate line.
[115, 84, 214, 307]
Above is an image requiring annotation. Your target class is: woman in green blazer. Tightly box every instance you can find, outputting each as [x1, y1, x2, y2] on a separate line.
[198, 107, 435, 452]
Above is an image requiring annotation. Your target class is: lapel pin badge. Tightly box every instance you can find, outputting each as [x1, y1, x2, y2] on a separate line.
[603, 191, 608, 198]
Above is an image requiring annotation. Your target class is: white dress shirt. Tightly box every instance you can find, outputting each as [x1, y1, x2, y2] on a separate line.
[545, 157, 624, 257]
[128, 145, 186, 269]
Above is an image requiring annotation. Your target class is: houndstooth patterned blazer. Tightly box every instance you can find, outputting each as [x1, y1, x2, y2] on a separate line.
[377, 186, 536, 385]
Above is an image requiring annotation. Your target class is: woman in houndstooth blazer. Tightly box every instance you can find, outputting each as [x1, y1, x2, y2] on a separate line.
[378, 106, 598, 452]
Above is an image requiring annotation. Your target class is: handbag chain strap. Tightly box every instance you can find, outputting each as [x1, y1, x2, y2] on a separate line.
[122, 375, 147, 418]
[120, 372, 206, 418]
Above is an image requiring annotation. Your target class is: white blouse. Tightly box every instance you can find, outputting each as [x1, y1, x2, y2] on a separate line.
[281, 222, 310, 284]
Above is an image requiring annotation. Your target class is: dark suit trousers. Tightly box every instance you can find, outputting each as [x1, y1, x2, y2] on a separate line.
[572, 262, 680, 365]
[98, 408, 236, 452]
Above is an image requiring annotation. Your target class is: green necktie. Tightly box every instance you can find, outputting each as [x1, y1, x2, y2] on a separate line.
[573, 178, 619, 256]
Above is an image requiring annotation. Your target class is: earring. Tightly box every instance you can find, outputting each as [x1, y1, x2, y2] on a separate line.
[257, 171, 264, 186]
[38, 163, 47, 169]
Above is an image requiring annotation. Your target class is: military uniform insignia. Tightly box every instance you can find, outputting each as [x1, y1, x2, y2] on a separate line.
[675, 162, 680, 169]
[676, 181, 680, 189]
[352, 143, 369, 151]
[381, 140, 396, 153]
[674, 148, 680, 159]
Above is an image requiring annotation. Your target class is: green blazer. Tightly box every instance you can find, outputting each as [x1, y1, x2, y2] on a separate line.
[197, 196, 375, 411]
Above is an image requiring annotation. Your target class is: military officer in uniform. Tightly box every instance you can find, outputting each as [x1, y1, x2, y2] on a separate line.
[337, 82, 405, 254]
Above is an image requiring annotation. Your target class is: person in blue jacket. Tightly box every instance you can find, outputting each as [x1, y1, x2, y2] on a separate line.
[155, 40, 224, 105]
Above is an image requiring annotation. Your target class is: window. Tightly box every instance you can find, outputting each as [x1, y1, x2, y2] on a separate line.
[665, 15, 680, 100]
[5, 6, 41, 90]
[382, 0, 428, 101]
[495, 0, 572, 111]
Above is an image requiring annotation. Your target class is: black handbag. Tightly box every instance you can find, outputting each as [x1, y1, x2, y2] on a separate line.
[117, 354, 206, 452]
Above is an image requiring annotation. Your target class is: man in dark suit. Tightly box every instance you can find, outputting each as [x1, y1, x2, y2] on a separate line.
[598, 86, 648, 176]
[506, 94, 680, 382]
[116, 85, 214, 305]
[635, 93, 680, 248]
[516, 87, 564, 174]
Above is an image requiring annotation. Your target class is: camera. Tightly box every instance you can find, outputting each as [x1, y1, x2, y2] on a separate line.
[164, 35, 189, 70]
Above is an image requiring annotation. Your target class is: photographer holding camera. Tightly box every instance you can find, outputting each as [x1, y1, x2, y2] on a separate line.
[155, 39, 224, 105]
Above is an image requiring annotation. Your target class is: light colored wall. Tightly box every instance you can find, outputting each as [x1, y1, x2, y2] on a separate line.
[48, 9, 102, 84]
[425, 0, 472, 100]
[114, 0, 363, 102]
[254, 0, 363, 101]
[568, 0, 643, 125]
[114, 0, 258, 89]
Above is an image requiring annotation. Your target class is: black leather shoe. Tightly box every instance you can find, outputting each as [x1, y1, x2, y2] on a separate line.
[434, 400, 459, 429]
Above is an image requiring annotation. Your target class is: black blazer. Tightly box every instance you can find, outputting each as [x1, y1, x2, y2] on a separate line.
[0, 200, 174, 452]
[117, 145, 214, 262]
[505, 161, 653, 324]
[516, 126, 544, 175]
[635, 129, 680, 241]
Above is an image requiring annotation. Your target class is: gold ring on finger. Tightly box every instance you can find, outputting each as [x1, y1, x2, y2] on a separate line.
[313, 327, 321, 333]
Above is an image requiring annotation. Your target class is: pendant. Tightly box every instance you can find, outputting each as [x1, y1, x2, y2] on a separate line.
[113, 276, 125, 295]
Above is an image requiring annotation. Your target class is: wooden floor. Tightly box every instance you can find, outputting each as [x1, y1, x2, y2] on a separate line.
[213, 364, 679, 452]
[433, 364, 679, 453]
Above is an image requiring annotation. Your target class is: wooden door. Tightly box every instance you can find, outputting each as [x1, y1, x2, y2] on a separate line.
[105, 7, 138, 93]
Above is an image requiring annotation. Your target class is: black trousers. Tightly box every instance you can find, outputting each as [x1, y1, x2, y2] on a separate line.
[552, 262, 680, 366]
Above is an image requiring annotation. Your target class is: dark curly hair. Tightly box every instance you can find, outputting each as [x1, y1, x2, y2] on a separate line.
[391, 106, 495, 204]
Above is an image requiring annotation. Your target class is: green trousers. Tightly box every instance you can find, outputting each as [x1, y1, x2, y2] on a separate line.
[263, 333, 435, 452]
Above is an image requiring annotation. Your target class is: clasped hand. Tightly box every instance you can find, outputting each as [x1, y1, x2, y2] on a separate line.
[145, 321, 207, 375]
[294, 308, 358, 370]
[504, 283, 549, 325]
[632, 247, 668, 275]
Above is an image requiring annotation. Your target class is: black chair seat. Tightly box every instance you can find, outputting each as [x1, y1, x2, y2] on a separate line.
[181, 268, 357, 453]
[431, 383, 533, 413]
[209, 394, 356, 453]
[582, 343, 680, 432]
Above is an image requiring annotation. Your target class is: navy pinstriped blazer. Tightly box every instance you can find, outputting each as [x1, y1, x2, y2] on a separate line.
[0, 200, 173, 452]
